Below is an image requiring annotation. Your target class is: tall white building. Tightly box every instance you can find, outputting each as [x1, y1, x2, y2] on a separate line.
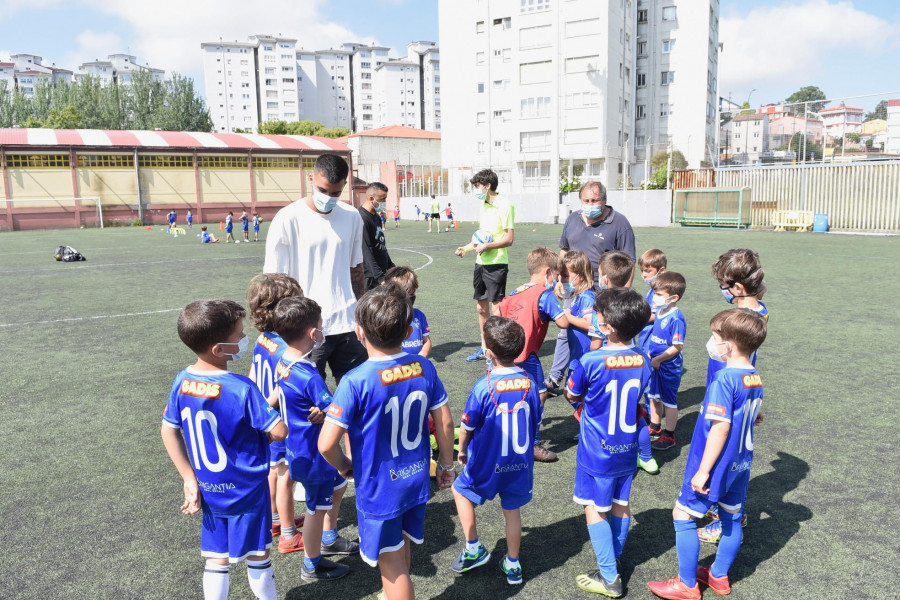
[202, 36, 441, 134]
[438, 0, 718, 193]
[78, 54, 164, 85]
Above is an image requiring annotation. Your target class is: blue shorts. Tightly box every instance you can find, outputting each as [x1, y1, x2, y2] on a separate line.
[573, 469, 634, 513]
[647, 366, 682, 408]
[675, 477, 747, 518]
[269, 441, 287, 467]
[297, 475, 347, 515]
[226, 225, 233, 233]
[243, 226, 249, 232]
[518, 354, 547, 394]
[200, 501, 272, 563]
[358, 503, 426, 567]
[453, 478, 532, 510]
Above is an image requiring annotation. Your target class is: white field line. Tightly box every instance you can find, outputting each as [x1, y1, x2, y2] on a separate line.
[0, 308, 181, 328]
[391, 247, 434, 271]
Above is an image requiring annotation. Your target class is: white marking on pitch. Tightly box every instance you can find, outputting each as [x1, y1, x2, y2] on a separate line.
[391, 248, 434, 271]
[0, 308, 181, 329]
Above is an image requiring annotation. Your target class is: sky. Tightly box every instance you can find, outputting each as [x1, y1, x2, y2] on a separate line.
[1, 0, 899, 112]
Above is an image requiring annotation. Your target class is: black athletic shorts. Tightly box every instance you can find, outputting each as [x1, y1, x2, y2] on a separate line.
[310, 331, 368, 382]
[473, 264, 508, 303]
[430, 213, 441, 220]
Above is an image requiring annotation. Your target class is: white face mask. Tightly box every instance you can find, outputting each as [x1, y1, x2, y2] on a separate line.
[313, 190, 339, 212]
[475, 188, 488, 202]
[706, 335, 729, 361]
[219, 335, 249, 361]
[302, 329, 326, 359]
[652, 294, 672, 312]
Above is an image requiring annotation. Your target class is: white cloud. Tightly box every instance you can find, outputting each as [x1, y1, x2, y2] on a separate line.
[719, 1, 899, 92]
[76, 0, 377, 80]
[62, 29, 122, 70]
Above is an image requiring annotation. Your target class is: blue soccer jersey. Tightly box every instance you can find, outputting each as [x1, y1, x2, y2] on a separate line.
[567, 346, 652, 477]
[162, 368, 281, 515]
[253, 216, 260, 232]
[326, 353, 448, 520]
[647, 306, 686, 374]
[201, 231, 212, 243]
[276, 357, 337, 484]
[250, 332, 287, 459]
[706, 303, 769, 386]
[225, 215, 233, 232]
[241, 215, 249, 231]
[187, 213, 193, 224]
[401, 308, 430, 354]
[168, 211, 176, 224]
[456, 366, 542, 499]
[567, 289, 596, 366]
[683, 368, 764, 500]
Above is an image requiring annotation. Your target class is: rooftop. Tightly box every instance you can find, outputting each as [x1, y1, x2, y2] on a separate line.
[336, 125, 440, 143]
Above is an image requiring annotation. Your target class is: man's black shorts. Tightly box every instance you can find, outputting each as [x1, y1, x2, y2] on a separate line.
[310, 331, 367, 382]
[473, 263, 508, 302]
[430, 213, 441, 220]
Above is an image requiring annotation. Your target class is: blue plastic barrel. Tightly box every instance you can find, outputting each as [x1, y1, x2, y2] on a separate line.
[813, 213, 829, 232]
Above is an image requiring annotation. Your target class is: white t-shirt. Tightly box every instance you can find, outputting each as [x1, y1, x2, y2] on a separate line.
[263, 198, 364, 335]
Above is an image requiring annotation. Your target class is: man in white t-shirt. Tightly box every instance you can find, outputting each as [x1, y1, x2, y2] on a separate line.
[263, 154, 367, 383]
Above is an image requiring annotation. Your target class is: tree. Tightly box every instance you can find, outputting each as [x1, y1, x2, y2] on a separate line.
[153, 73, 213, 132]
[258, 120, 289, 134]
[785, 133, 821, 162]
[286, 120, 325, 136]
[20, 116, 43, 128]
[0, 81, 13, 127]
[320, 127, 350, 138]
[740, 101, 755, 115]
[846, 132, 860, 143]
[650, 149, 686, 171]
[44, 105, 82, 129]
[785, 86, 827, 115]
[865, 100, 887, 122]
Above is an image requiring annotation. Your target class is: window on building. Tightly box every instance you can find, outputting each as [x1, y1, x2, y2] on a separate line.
[520, 130, 551, 151]
[137, 155, 193, 168]
[635, 135, 646, 147]
[476, 21, 485, 33]
[636, 72, 646, 87]
[477, 82, 485, 93]
[493, 16, 512, 29]
[477, 141, 486, 153]
[476, 52, 485, 65]
[660, 103, 673, 116]
[662, 6, 676, 20]
[637, 104, 646, 119]
[77, 154, 134, 168]
[637, 9, 648, 23]
[520, 24, 553, 49]
[477, 112, 486, 124]
[198, 156, 246, 169]
[662, 39, 674, 53]
[565, 17, 599, 38]
[6, 153, 70, 168]
[661, 71, 675, 85]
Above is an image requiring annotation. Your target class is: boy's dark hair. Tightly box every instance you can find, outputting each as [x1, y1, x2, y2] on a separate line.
[638, 248, 667, 270]
[712, 248, 765, 296]
[314, 153, 350, 183]
[598, 251, 635, 288]
[526, 247, 559, 275]
[273, 297, 322, 344]
[651, 271, 686, 299]
[383, 265, 418, 296]
[367, 182, 389, 195]
[177, 299, 245, 355]
[483, 316, 526, 363]
[471, 169, 499, 192]
[594, 288, 652, 341]
[355, 283, 413, 348]
[247, 273, 304, 332]
[228, 211, 233, 216]
[201, 225, 208, 231]
[710, 308, 767, 355]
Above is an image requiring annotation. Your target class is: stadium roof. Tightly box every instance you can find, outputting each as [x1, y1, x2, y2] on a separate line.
[0, 128, 349, 152]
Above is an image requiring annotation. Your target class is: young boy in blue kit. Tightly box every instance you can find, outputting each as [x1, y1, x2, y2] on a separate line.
[647, 272, 687, 451]
[253, 212, 261, 241]
[567, 288, 652, 598]
[637, 249, 667, 356]
[241, 210, 250, 242]
[647, 308, 767, 600]
[167, 209, 177, 229]
[161, 299, 287, 600]
[499, 247, 568, 463]
[318, 283, 456, 600]
[200, 226, 219, 243]
[451, 316, 543, 585]
[225, 211, 235, 242]
[272, 296, 358, 581]
[246, 273, 306, 553]
[186, 209, 193, 229]
[383, 266, 433, 357]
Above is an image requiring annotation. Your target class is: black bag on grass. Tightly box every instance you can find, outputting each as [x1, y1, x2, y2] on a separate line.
[54, 245, 86, 262]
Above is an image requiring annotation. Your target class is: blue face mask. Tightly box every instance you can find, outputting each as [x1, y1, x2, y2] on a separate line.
[476, 189, 488, 202]
[562, 282, 576, 294]
[721, 288, 735, 303]
[582, 203, 603, 219]
[313, 190, 339, 212]
[545, 280, 555, 290]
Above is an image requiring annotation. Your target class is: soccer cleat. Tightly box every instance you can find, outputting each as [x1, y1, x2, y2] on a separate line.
[544, 376, 564, 397]
[465, 348, 486, 362]
[451, 543, 491, 573]
[533, 443, 558, 463]
[698, 519, 722, 543]
[638, 456, 660, 475]
[321, 535, 359, 555]
[648, 425, 662, 441]
[575, 570, 624, 597]
[501, 557, 523, 585]
[277, 532, 305, 554]
[652, 434, 676, 450]
[697, 566, 731, 595]
[704, 505, 720, 520]
[300, 557, 350, 581]
[647, 576, 701, 600]
[272, 515, 306, 537]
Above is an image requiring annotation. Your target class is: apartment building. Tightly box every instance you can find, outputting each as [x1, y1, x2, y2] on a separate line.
[202, 36, 441, 134]
[438, 0, 718, 193]
[78, 53, 164, 85]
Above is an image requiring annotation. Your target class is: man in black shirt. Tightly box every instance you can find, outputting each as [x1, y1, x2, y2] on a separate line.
[358, 182, 394, 291]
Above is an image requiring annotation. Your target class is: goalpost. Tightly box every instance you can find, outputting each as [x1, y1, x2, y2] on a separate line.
[2, 197, 103, 229]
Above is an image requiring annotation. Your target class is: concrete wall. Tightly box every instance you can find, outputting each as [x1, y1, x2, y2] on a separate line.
[397, 189, 672, 227]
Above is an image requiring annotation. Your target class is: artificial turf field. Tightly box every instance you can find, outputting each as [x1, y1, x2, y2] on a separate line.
[0, 219, 897, 600]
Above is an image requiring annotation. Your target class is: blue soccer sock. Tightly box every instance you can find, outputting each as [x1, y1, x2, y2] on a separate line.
[587, 520, 618, 582]
[609, 515, 631, 559]
[711, 511, 743, 578]
[638, 425, 653, 461]
[303, 555, 322, 571]
[674, 519, 699, 588]
[322, 528, 338, 545]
